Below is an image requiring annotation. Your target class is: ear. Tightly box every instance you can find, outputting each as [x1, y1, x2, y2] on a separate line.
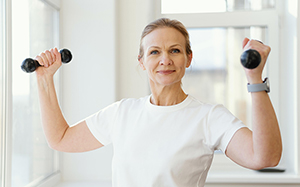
[138, 55, 146, 70]
[186, 53, 193, 68]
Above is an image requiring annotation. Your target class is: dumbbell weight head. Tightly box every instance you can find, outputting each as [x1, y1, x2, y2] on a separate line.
[60, 48, 72, 63]
[21, 48, 72, 73]
[21, 58, 41, 73]
[240, 49, 261, 69]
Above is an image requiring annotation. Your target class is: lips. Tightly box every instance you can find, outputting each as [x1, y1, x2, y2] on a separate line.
[157, 70, 176, 75]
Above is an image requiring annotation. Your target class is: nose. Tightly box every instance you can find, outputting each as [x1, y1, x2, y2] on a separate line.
[160, 53, 172, 66]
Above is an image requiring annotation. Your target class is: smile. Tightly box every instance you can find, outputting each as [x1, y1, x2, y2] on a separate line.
[157, 70, 176, 75]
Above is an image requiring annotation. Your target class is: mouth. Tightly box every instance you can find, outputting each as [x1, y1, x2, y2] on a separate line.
[157, 70, 176, 75]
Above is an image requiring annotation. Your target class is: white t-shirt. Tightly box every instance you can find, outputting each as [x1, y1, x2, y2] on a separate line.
[85, 95, 246, 187]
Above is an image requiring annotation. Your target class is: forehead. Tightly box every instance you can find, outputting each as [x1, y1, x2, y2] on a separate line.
[142, 27, 186, 49]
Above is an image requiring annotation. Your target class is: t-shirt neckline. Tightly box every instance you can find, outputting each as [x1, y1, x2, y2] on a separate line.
[145, 94, 193, 112]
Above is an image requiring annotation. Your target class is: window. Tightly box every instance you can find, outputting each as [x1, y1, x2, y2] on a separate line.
[1, 0, 61, 186]
[11, 0, 60, 186]
[158, 0, 287, 183]
[161, 0, 276, 13]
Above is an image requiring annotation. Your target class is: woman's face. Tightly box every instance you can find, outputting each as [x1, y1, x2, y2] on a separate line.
[139, 27, 192, 88]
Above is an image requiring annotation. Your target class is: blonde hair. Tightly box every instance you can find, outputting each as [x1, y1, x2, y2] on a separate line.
[138, 18, 192, 60]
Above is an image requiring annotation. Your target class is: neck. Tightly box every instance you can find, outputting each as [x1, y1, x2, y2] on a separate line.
[150, 82, 187, 106]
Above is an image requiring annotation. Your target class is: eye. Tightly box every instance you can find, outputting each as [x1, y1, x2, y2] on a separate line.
[150, 50, 159, 55]
[171, 49, 180, 54]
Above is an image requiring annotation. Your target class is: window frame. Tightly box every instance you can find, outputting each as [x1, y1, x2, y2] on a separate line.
[1, 0, 62, 186]
[155, 0, 300, 184]
[296, 0, 300, 177]
[1, 0, 13, 186]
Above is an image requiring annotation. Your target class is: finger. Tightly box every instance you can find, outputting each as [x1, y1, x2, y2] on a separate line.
[255, 40, 263, 45]
[40, 52, 50, 67]
[35, 55, 44, 66]
[249, 39, 270, 55]
[242, 37, 250, 49]
[49, 49, 57, 65]
[44, 50, 54, 66]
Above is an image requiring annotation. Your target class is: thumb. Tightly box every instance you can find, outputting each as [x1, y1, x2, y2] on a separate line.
[242, 37, 250, 49]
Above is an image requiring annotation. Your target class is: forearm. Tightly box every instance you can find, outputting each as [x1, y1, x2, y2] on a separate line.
[37, 75, 69, 148]
[251, 91, 282, 166]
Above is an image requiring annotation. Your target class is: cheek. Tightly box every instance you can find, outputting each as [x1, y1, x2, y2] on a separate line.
[177, 56, 189, 68]
[144, 57, 158, 69]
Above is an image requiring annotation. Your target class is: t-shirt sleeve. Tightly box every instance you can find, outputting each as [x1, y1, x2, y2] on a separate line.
[206, 104, 247, 153]
[84, 101, 121, 146]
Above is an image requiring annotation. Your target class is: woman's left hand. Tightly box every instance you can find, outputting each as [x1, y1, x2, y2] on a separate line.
[242, 38, 271, 84]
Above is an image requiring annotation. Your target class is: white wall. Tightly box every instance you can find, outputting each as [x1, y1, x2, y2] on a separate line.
[60, 0, 116, 182]
[115, 0, 154, 100]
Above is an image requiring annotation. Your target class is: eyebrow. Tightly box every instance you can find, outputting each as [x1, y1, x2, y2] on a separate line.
[147, 44, 183, 50]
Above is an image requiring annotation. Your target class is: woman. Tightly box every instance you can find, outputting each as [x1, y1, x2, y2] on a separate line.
[35, 18, 282, 187]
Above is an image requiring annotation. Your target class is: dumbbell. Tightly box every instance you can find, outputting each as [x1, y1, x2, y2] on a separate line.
[21, 49, 72, 73]
[240, 49, 261, 69]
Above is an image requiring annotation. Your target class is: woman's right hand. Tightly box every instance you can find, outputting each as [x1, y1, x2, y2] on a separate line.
[35, 48, 62, 78]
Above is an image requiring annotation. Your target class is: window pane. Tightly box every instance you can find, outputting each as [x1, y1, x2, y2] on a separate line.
[182, 27, 267, 127]
[161, 0, 275, 14]
[11, 0, 59, 186]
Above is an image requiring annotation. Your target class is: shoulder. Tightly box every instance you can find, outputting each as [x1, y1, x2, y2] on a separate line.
[186, 95, 235, 122]
[187, 95, 219, 112]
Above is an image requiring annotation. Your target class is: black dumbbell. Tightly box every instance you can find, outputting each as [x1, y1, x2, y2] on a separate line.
[240, 49, 261, 69]
[21, 48, 72, 73]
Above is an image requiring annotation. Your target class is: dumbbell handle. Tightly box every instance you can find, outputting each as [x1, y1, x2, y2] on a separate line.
[21, 48, 72, 73]
[240, 49, 261, 69]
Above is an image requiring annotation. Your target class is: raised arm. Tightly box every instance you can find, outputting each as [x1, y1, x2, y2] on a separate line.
[35, 48, 103, 152]
[225, 38, 282, 170]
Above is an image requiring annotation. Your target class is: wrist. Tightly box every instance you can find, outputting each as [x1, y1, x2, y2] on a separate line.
[37, 74, 54, 87]
[36, 71, 54, 80]
[247, 77, 270, 93]
[247, 76, 263, 84]
[244, 69, 263, 84]
[248, 79, 263, 85]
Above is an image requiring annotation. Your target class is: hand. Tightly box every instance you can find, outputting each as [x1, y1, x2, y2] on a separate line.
[242, 38, 271, 84]
[35, 48, 62, 78]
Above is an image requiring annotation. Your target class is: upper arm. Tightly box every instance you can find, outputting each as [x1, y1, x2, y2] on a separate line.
[52, 120, 104, 152]
[225, 127, 258, 169]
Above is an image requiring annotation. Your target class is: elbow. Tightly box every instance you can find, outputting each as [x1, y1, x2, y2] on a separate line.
[256, 141, 283, 170]
[253, 160, 280, 171]
[263, 156, 281, 169]
[47, 141, 62, 152]
[253, 151, 282, 170]
[48, 142, 59, 151]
